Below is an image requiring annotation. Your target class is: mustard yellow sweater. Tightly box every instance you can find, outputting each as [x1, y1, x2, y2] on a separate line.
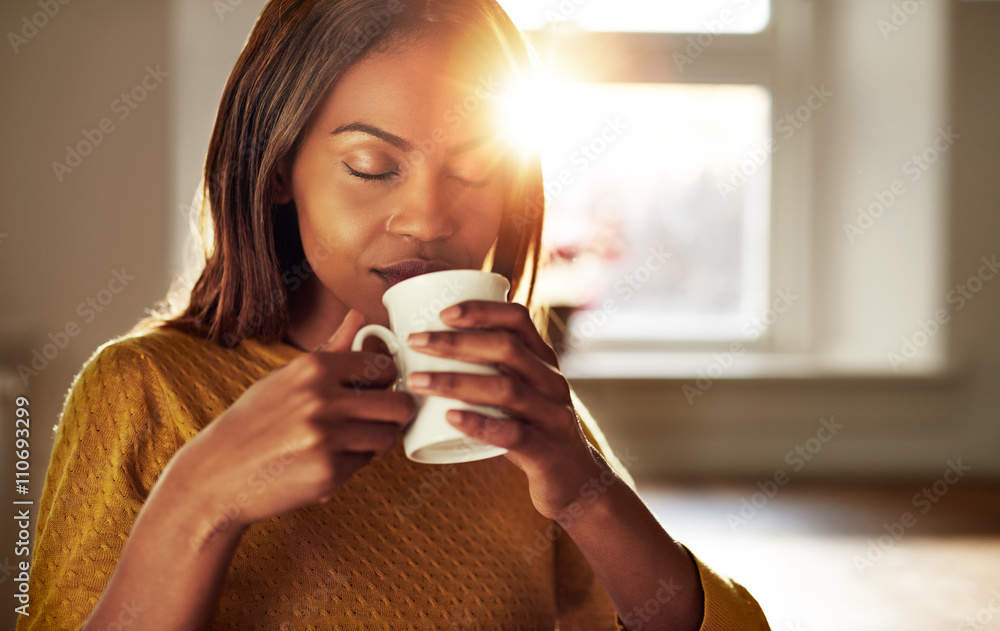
[20, 324, 770, 630]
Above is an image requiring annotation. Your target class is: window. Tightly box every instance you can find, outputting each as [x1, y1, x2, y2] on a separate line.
[500, 0, 770, 34]
[499, 0, 800, 352]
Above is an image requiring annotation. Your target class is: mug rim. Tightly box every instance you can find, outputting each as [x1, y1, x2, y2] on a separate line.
[381, 269, 511, 306]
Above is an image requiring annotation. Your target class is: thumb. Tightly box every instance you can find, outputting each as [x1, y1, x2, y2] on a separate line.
[314, 309, 367, 353]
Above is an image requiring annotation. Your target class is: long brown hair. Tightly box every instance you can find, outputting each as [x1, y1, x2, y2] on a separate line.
[162, 0, 545, 348]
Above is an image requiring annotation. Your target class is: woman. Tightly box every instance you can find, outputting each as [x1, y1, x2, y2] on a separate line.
[22, 1, 770, 629]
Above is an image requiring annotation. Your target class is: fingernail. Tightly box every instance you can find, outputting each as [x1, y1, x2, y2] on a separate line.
[408, 332, 430, 347]
[440, 305, 462, 320]
[446, 410, 464, 424]
[407, 373, 431, 389]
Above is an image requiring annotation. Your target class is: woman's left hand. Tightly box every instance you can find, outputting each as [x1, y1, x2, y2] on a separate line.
[404, 300, 606, 520]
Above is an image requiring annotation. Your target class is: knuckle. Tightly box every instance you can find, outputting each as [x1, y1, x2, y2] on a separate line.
[496, 376, 519, 404]
[505, 421, 525, 447]
[395, 393, 417, 420]
[371, 350, 395, 372]
[298, 353, 326, 380]
[313, 458, 339, 489]
[438, 331, 459, 349]
[298, 418, 329, 450]
[498, 333, 520, 361]
[298, 395, 327, 423]
[439, 372, 460, 393]
[375, 428, 398, 454]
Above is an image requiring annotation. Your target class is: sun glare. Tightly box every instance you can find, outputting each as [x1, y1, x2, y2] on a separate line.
[495, 75, 554, 158]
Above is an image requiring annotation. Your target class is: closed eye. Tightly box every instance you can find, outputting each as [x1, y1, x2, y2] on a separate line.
[343, 161, 398, 182]
[450, 175, 492, 189]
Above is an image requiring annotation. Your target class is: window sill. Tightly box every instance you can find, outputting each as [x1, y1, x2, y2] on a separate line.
[558, 350, 954, 382]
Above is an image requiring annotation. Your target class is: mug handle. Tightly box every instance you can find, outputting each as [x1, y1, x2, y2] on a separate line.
[351, 325, 405, 385]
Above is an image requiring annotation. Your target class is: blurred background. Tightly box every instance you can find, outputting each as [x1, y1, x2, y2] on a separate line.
[1, 0, 998, 629]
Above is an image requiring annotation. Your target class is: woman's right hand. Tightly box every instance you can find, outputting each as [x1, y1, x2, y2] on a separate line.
[163, 309, 415, 548]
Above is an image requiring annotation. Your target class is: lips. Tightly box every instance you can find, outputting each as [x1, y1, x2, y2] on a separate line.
[374, 259, 451, 288]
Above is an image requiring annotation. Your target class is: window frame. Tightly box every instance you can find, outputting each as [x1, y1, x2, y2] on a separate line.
[519, 0, 817, 356]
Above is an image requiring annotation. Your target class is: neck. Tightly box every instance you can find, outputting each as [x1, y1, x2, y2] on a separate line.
[283, 274, 350, 351]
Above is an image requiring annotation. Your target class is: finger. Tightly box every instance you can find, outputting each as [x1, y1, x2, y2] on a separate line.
[326, 390, 415, 425]
[407, 329, 567, 401]
[406, 371, 567, 422]
[330, 419, 405, 459]
[315, 309, 368, 353]
[439, 300, 558, 367]
[445, 409, 526, 450]
[324, 452, 377, 495]
[309, 350, 399, 389]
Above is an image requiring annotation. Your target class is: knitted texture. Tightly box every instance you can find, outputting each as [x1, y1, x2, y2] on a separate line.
[19, 324, 769, 630]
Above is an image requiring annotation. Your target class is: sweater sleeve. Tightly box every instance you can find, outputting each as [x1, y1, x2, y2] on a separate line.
[687, 546, 772, 630]
[557, 388, 771, 630]
[18, 341, 176, 631]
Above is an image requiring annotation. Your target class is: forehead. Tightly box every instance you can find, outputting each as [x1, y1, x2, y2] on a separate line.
[313, 32, 507, 143]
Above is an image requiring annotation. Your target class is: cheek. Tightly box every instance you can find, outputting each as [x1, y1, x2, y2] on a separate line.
[293, 167, 382, 260]
[456, 188, 505, 245]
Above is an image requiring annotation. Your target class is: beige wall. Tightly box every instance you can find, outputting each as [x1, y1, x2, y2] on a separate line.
[1, 3, 170, 628]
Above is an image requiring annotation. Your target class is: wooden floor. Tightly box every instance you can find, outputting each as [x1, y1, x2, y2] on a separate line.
[635, 480, 1000, 631]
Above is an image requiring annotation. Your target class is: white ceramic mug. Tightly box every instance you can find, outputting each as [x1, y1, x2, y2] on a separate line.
[351, 269, 511, 464]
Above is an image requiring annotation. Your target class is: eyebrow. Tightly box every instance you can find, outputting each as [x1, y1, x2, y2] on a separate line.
[331, 122, 493, 156]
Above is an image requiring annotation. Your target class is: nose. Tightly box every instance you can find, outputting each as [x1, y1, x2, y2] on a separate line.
[386, 172, 455, 242]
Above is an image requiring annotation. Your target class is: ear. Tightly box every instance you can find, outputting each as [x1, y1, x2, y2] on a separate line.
[273, 159, 293, 205]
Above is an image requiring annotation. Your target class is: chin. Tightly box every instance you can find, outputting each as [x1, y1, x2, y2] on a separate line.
[364, 303, 391, 328]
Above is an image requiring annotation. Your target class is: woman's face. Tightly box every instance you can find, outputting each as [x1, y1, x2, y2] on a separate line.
[280, 31, 510, 334]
